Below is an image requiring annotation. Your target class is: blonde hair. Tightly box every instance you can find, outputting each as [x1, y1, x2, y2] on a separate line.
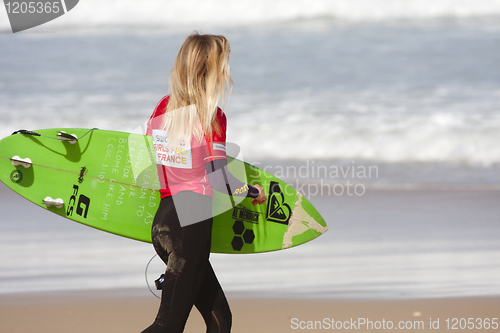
[161, 33, 233, 147]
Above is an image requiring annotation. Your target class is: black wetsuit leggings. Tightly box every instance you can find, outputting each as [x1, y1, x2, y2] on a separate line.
[141, 191, 231, 333]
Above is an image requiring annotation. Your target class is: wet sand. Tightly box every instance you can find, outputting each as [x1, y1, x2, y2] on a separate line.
[1, 290, 499, 332]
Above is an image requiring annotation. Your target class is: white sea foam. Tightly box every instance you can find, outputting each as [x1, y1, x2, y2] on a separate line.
[228, 88, 500, 166]
[1, 86, 499, 166]
[2, 0, 500, 32]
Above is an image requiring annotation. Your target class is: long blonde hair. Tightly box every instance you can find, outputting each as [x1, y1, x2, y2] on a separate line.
[161, 33, 233, 147]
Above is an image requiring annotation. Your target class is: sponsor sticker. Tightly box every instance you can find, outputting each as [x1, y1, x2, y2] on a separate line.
[152, 130, 192, 169]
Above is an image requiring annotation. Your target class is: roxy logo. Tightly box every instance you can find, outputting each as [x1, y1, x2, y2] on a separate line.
[3, 0, 79, 33]
[266, 181, 291, 225]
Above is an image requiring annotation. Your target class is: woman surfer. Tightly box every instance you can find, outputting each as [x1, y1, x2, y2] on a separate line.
[142, 33, 267, 333]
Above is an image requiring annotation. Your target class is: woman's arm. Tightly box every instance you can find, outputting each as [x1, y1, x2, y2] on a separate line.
[205, 159, 267, 205]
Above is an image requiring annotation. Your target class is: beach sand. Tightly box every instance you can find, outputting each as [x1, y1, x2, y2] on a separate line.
[1, 290, 499, 332]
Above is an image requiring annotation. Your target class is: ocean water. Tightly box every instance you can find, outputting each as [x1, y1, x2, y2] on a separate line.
[1, 14, 500, 186]
[1, 183, 500, 299]
[1, 0, 500, 298]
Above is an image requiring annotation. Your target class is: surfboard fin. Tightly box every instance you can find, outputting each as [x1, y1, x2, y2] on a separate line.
[11, 156, 32, 168]
[58, 131, 78, 144]
[11, 129, 41, 136]
[43, 197, 64, 209]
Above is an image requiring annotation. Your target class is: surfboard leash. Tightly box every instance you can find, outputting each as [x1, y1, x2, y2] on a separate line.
[145, 254, 162, 299]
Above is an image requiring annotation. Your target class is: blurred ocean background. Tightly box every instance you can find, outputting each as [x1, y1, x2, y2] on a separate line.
[0, 0, 499, 298]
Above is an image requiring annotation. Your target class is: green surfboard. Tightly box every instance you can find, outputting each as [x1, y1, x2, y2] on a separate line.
[0, 128, 327, 254]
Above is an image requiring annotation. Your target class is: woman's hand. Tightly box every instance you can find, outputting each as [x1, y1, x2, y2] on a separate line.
[251, 184, 267, 206]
